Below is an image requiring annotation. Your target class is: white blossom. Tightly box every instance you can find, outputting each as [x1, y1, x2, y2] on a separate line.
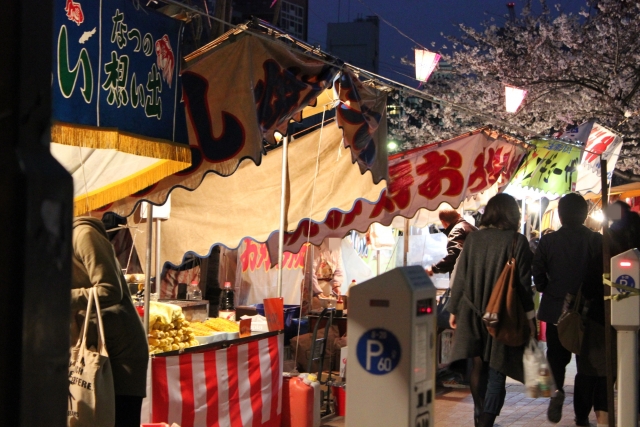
[389, 0, 640, 174]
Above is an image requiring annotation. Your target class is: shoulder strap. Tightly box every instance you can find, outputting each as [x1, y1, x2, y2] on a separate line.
[509, 231, 519, 260]
[76, 287, 95, 349]
[462, 293, 483, 317]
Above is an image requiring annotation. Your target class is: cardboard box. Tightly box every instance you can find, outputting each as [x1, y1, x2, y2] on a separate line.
[339, 346, 347, 378]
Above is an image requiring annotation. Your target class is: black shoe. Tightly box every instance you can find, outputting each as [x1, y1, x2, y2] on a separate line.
[574, 417, 589, 426]
[547, 390, 565, 423]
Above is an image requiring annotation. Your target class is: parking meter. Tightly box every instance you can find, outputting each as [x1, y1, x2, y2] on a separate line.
[346, 266, 436, 427]
[610, 249, 640, 427]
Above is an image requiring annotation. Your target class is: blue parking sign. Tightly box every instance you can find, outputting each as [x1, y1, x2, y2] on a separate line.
[356, 328, 401, 375]
[615, 274, 636, 294]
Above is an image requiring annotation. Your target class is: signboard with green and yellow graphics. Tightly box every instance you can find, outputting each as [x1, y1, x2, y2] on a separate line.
[510, 138, 581, 197]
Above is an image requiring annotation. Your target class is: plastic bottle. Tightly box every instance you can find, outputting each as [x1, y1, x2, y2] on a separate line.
[187, 280, 202, 300]
[347, 279, 357, 298]
[219, 281, 236, 320]
[538, 363, 551, 397]
[335, 296, 344, 317]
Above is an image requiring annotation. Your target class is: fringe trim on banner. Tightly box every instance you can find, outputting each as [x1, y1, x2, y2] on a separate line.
[73, 160, 179, 216]
[51, 121, 192, 163]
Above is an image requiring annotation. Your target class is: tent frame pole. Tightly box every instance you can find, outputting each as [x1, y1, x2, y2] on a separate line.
[277, 136, 289, 298]
[403, 218, 410, 267]
[155, 218, 162, 298]
[143, 205, 154, 335]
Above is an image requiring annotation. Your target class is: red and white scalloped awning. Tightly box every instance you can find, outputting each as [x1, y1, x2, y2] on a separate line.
[265, 128, 528, 259]
[129, 121, 386, 266]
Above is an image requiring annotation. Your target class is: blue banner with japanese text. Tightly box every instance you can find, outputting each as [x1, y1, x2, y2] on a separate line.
[52, 0, 187, 145]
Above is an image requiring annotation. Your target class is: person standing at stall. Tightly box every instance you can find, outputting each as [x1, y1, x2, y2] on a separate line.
[71, 217, 149, 427]
[426, 209, 477, 387]
[448, 194, 535, 427]
[426, 209, 477, 277]
[532, 193, 607, 426]
[309, 238, 345, 310]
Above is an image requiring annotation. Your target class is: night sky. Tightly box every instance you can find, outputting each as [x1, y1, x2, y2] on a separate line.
[307, 0, 586, 86]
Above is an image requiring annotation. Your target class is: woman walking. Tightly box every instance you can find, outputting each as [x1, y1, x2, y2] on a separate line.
[448, 194, 536, 427]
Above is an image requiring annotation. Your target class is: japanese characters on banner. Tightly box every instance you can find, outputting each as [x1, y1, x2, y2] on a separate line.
[509, 138, 582, 197]
[508, 122, 623, 198]
[102, 33, 340, 217]
[266, 129, 527, 258]
[236, 239, 308, 305]
[52, 0, 188, 146]
[336, 71, 390, 184]
[51, 0, 191, 214]
[145, 334, 283, 427]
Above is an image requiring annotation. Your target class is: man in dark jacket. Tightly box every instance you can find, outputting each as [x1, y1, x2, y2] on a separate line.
[427, 209, 477, 388]
[532, 193, 605, 426]
[426, 209, 477, 276]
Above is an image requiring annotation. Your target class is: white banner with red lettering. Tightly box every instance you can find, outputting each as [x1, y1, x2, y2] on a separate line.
[146, 334, 283, 427]
[236, 239, 307, 305]
[267, 128, 528, 258]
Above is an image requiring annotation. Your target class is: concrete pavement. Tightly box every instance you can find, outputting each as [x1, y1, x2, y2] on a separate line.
[319, 355, 609, 427]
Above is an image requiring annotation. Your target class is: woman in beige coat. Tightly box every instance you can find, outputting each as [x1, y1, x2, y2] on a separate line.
[71, 217, 148, 427]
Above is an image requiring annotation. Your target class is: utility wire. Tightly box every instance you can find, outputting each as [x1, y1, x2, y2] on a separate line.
[353, 0, 428, 51]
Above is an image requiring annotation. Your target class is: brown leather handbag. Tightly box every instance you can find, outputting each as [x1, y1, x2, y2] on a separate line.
[482, 233, 530, 347]
[556, 286, 586, 355]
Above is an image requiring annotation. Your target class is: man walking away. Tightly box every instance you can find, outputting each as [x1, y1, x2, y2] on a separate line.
[533, 193, 607, 426]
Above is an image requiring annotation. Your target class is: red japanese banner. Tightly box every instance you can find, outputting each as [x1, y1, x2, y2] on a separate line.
[236, 239, 308, 305]
[266, 128, 527, 258]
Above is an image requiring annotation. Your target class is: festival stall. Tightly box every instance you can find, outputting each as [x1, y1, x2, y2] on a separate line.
[82, 20, 390, 425]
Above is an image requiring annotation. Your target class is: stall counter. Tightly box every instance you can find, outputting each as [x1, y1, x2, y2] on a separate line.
[142, 331, 283, 427]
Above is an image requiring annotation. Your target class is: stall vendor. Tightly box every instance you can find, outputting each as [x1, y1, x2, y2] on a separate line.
[309, 238, 345, 309]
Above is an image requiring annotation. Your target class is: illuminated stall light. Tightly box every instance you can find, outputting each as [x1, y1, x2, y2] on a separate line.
[415, 49, 441, 82]
[505, 85, 527, 113]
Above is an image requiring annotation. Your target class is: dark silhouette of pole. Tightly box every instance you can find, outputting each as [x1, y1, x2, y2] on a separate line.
[1, 0, 74, 425]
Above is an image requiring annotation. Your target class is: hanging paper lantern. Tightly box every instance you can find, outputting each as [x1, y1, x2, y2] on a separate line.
[505, 85, 527, 113]
[414, 49, 441, 82]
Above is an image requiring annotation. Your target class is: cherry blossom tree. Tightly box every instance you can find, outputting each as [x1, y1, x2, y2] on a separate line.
[389, 0, 640, 175]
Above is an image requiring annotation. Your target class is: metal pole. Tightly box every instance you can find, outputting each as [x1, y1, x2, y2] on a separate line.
[277, 136, 288, 298]
[376, 249, 381, 275]
[600, 155, 615, 427]
[155, 218, 161, 299]
[403, 218, 410, 267]
[143, 204, 154, 335]
[520, 197, 527, 236]
[617, 330, 638, 426]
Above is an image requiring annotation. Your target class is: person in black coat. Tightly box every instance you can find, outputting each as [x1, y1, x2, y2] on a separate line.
[448, 194, 535, 427]
[428, 210, 477, 387]
[426, 209, 478, 276]
[608, 200, 640, 256]
[533, 193, 606, 426]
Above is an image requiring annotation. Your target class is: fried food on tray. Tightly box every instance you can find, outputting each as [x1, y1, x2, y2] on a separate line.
[189, 322, 216, 337]
[203, 317, 239, 333]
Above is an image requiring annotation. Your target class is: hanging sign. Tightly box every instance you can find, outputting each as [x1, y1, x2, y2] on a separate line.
[52, 0, 188, 145]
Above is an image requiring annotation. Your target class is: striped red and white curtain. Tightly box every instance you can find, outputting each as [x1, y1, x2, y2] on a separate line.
[145, 334, 283, 427]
